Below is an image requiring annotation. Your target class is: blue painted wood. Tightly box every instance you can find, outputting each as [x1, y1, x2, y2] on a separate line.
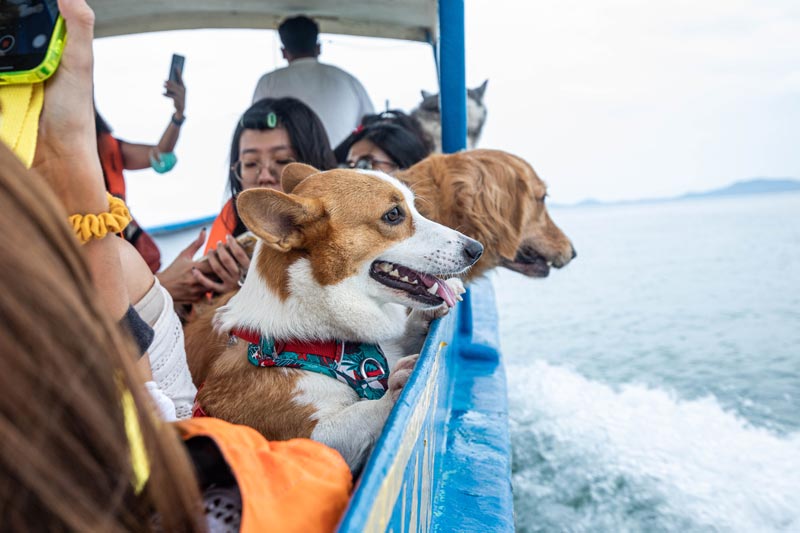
[438, 0, 467, 153]
[144, 214, 216, 236]
[432, 279, 514, 532]
[337, 278, 514, 532]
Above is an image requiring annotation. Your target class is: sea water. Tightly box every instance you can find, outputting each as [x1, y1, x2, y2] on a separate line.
[494, 192, 800, 532]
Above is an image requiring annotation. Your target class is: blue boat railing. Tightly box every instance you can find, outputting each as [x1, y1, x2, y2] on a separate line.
[338, 277, 514, 532]
[144, 214, 216, 236]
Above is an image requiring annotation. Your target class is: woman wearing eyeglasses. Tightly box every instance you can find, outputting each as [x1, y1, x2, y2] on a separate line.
[195, 97, 336, 295]
[334, 110, 434, 175]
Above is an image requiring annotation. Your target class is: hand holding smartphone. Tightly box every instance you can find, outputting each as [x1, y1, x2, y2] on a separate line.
[163, 53, 186, 116]
[166, 53, 185, 94]
[0, 0, 65, 84]
[195, 232, 256, 288]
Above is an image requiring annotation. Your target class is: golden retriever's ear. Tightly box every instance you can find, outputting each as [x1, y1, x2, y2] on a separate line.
[281, 163, 319, 194]
[480, 156, 531, 259]
[237, 188, 324, 252]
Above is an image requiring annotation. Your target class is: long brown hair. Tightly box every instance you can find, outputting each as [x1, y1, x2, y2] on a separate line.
[0, 144, 205, 531]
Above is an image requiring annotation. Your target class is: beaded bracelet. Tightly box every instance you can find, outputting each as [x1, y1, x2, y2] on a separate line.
[68, 193, 132, 244]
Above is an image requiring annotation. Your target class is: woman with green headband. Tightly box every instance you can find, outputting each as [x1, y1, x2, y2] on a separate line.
[194, 97, 336, 295]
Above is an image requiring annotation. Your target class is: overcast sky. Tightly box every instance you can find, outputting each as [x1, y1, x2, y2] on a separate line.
[93, 0, 800, 226]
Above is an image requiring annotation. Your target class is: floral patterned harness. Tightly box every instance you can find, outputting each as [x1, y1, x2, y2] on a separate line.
[231, 329, 390, 400]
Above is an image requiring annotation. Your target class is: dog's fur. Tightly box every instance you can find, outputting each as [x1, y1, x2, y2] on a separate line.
[186, 163, 482, 472]
[397, 149, 575, 281]
[411, 80, 488, 152]
[195, 149, 573, 283]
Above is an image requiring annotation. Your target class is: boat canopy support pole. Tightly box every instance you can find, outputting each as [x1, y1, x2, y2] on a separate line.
[438, 0, 467, 154]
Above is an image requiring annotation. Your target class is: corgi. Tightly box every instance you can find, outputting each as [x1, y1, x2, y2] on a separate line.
[187, 163, 483, 472]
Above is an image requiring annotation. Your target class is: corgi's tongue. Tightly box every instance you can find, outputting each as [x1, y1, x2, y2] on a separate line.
[418, 273, 457, 307]
[370, 261, 458, 307]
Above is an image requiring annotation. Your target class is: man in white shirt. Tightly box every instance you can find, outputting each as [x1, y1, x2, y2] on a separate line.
[253, 16, 375, 147]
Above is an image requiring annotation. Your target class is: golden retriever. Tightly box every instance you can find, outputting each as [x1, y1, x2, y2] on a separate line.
[397, 149, 575, 281]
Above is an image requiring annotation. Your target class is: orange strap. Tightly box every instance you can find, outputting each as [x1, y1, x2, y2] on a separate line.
[176, 417, 352, 533]
[204, 199, 237, 254]
[97, 132, 127, 199]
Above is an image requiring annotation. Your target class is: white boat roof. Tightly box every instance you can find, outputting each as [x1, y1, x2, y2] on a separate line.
[92, 0, 438, 43]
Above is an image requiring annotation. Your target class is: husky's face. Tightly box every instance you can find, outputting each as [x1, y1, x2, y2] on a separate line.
[418, 79, 488, 116]
[415, 80, 489, 148]
[417, 91, 440, 113]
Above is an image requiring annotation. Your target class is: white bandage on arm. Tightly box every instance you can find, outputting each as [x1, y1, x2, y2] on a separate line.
[134, 277, 197, 420]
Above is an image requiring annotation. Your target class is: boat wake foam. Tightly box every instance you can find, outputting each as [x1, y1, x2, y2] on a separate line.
[508, 360, 800, 533]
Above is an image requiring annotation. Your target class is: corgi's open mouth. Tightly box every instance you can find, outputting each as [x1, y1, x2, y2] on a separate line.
[370, 261, 456, 307]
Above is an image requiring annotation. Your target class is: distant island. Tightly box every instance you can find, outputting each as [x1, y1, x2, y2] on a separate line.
[561, 178, 800, 208]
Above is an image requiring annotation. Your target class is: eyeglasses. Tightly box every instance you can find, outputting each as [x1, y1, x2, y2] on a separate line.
[231, 158, 296, 182]
[343, 156, 398, 173]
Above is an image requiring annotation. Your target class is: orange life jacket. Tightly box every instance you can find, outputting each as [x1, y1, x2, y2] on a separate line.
[97, 131, 127, 198]
[96, 132, 161, 273]
[176, 417, 352, 532]
[205, 198, 238, 254]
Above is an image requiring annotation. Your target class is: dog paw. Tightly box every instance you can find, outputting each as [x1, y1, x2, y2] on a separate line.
[421, 278, 465, 318]
[445, 277, 466, 301]
[394, 353, 419, 374]
[387, 353, 419, 402]
[409, 305, 448, 325]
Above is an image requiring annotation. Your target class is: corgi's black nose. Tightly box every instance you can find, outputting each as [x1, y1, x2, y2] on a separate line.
[463, 238, 484, 264]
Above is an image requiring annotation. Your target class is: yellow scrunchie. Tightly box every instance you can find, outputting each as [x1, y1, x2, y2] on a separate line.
[68, 193, 132, 244]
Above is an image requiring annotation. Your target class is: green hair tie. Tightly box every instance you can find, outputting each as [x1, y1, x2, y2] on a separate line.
[267, 112, 277, 128]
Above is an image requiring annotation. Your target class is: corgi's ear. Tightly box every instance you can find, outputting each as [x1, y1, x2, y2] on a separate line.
[237, 188, 324, 252]
[281, 163, 319, 194]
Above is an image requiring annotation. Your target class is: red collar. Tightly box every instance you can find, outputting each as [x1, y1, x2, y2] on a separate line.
[204, 328, 391, 402]
[230, 328, 344, 360]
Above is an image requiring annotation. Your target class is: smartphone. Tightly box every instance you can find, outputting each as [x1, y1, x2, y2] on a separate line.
[196, 231, 257, 283]
[169, 53, 185, 83]
[0, 0, 66, 85]
[198, 232, 257, 264]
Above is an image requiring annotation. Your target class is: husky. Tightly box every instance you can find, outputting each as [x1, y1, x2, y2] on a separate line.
[410, 79, 488, 152]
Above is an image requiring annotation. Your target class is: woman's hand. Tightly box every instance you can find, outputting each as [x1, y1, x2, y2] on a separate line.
[32, 0, 105, 213]
[164, 68, 186, 118]
[193, 235, 251, 294]
[156, 229, 208, 304]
